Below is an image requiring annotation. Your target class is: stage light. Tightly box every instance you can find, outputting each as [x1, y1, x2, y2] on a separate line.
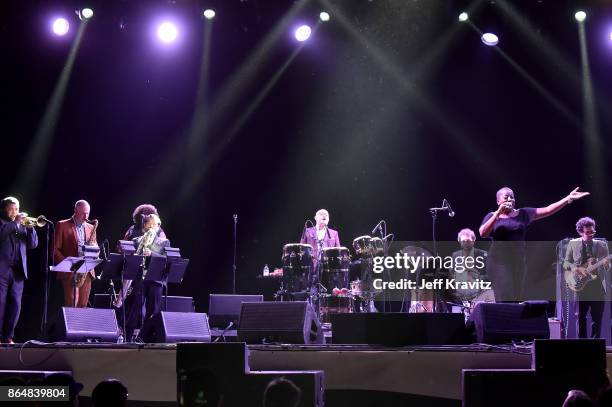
[79, 8, 94, 20]
[203, 9, 216, 20]
[320, 12, 330, 22]
[481, 32, 499, 46]
[575, 11, 587, 22]
[458, 12, 469, 22]
[294, 25, 311, 42]
[157, 22, 178, 43]
[52, 18, 70, 36]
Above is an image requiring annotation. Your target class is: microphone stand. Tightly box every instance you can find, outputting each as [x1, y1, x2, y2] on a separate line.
[40, 221, 53, 336]
[232, 214, 237, 295]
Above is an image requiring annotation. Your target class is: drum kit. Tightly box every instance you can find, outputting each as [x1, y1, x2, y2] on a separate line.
[276, 235, 391, 324]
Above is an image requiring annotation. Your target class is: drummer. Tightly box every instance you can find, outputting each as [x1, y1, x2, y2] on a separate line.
[300, 209, 341, 263]
[448, 228, 488, 303]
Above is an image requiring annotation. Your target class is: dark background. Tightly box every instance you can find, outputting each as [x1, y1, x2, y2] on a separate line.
[1, 0, 611, 339]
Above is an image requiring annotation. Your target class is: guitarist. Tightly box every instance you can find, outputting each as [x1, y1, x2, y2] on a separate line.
[563, 217, 610, 338]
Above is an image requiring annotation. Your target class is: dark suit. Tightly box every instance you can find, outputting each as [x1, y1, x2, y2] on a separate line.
[563, 238, 609, 338]
[0, 218, 38, 340]
[125, 234, 170, 340]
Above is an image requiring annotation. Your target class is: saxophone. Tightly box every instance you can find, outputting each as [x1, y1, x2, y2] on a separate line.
[113, 228, 156, 308]
[74, 219, 98, 288]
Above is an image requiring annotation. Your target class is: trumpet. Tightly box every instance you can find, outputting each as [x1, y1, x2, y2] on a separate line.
[19, 213, 49, 227]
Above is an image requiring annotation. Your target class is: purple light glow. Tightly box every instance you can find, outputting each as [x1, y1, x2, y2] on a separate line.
[294, 25, 311, 42]
[52, 18, 70, 36]
[481, 32, 499, 46]
[157, 22, 178, 43]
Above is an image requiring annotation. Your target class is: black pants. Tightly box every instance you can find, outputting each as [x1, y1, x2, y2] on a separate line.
[0, 266, 25, 341]
[124, 279, 163, 340]
[577, 280, 605, 339]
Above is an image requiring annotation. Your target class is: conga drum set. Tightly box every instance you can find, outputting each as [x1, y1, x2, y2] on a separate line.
[278, 234, 390, 324]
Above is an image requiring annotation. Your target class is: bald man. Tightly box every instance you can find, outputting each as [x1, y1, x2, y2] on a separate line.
[54, 200, 97, 307]
[300, 209, 341, 261]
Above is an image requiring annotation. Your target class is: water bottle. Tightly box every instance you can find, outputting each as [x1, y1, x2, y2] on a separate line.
[263, 264, 270, 276]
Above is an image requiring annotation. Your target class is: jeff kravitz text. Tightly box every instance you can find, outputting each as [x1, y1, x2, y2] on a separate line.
[371, 253, 491, 291]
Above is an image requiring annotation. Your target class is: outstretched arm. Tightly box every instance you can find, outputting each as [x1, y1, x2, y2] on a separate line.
[534, 187, 590, 221]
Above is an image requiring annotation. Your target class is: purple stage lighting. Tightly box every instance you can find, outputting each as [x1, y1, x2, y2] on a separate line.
[481, 32, 499, 46]
[294, 25, 312, 42]
[52, 17, 70, 36]
[157, 22, 178, 43]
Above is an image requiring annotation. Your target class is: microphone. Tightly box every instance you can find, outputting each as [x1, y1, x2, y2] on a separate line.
[443, 199, 455, 218]
[301, 220, 312, 242]
[430, 200, 455, 217]
[40, 216, 54, 225]
[371, 220, 384, 235]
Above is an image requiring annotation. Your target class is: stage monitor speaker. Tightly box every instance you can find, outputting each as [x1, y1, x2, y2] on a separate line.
[237, 302, 323, 344]
[140, 311, 211, 343]
[469, 302, 549, 344]
[209, 294, 263, 328]
[47, 307, 119, 342]
[177, 342, 250, 375]
[532, 339, 606, 374]
[330, 313, 469, 346]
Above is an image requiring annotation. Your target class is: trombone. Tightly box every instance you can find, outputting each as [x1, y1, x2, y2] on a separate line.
[19, 213, 49, 227]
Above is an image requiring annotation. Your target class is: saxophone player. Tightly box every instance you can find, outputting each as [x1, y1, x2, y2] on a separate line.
[54, 200, 98, 308]
[0, 197, 38, 344]
[124, 213, 170, 341]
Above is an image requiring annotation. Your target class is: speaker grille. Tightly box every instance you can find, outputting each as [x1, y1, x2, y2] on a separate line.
[62, 307, 118, 342]
[239, 302, 306, 331]
[163, 312, 209, 335]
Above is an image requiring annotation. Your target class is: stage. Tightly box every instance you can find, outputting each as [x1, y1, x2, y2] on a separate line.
[2, 341, 607, 406]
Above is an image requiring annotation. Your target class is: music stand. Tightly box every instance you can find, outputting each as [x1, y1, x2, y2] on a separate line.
[51, 256, 102, 307]
[162, 257, 189, 311]
[143, 255, 167, 283]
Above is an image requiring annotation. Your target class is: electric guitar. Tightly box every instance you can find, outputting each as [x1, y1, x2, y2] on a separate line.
[565, 255, 612, 292]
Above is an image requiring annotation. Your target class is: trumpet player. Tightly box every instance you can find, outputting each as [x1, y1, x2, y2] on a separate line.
[124, 213, 169, 341]
[54, 200, 98, 308]
[0, 196, 38, 344]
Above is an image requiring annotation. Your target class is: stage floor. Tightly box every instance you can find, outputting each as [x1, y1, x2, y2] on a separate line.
[3, 341, 602, 406]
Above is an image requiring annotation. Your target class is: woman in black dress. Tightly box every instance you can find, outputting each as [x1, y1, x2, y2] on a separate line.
[479, 186, 589, 302]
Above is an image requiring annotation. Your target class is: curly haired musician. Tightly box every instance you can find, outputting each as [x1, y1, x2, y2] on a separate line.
[123, 204, 167, 241]
[563, 217, 610, 339]
[124, 213, 170, 341]
[54, 200, 97, 308]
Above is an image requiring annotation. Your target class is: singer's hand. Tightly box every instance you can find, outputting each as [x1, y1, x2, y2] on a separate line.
[567, 187, 589, 203]
[496, 202, 512, 215]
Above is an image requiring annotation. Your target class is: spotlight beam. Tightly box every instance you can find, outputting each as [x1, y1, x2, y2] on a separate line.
[466, 21, 582, 129]
[175, 33, 312, 207]
[318, 0, 503, 182]
[117, 0, 313, 205]
[14, 22, 88, 204]
[577, 21, 609, 217]
[186, 20, 214, 163]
